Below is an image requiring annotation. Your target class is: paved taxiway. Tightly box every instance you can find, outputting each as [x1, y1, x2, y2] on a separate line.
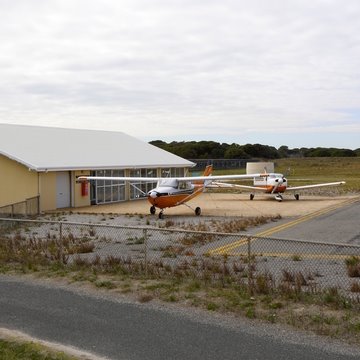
[252, 197, 360, 244]
[77, 193, 357, 218]
[75, 193, 360, 260]
[77, 193, 360, 245]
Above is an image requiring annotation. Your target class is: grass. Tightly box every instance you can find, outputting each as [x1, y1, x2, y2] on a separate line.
[274, 157, 360, 193]
[0, 339, 78, 360]
[2, 248, 360, 346]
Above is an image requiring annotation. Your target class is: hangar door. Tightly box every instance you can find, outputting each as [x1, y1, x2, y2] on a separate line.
[56, 172, 71, 208]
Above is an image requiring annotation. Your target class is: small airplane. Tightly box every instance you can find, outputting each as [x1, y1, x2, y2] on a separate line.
[210, 172, 346, 202]
[78, 165, 261, 218]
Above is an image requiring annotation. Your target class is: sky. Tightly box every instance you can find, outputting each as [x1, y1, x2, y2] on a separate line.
[0, 0, 359, 150]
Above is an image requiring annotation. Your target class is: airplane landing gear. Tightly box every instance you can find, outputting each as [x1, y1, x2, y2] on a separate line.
[275, 194, 283, 202]
[150, 206, 156, 214]
[250, 194, 255, 200]
[294, 194, 300, 201]
[195, 207, 201, 216]
[158, 210, 164, 219]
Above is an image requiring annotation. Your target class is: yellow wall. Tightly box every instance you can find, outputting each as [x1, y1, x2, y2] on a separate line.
[38, 172, 56, 212]
[0, 155, 38, 207]
[0, 155, 92, 212]
[39, 170, 91, 211]
[1, 156, 190, 212]
[74, 170, 91, 208]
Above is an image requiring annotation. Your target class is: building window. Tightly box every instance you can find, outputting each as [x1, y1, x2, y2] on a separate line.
[129, 168, 157, 200]
[92, 169, 125, 204]
[161, 168, 185, 178]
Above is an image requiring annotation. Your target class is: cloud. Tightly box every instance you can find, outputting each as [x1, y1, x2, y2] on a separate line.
[0, 0, 359, 148]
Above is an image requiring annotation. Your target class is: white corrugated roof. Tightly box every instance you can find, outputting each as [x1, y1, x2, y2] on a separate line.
[0, 124, 194, 171]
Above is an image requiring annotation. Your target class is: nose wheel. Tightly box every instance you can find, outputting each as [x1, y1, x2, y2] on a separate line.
[195, 207, 201, 216]
[150, 205, 156, 215]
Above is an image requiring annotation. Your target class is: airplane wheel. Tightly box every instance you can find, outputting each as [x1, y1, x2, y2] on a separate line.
[158, 211, 164, 219]
[195, 207, 201, 216]
[150, 206, 156, 214]
[250, 194, 254, 200]
[295, 194, 300, 201]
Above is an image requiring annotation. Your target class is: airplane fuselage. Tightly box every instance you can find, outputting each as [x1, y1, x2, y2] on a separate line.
[147, 179, 204, 210]
[253, 173, 288, 194]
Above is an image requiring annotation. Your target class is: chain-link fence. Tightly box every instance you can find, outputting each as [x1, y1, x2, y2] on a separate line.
[1, 217, 360, 299]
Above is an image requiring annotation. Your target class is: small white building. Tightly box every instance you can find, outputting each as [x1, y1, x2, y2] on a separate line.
[0, 124, 194, 214]
[246, 162, 274, 174]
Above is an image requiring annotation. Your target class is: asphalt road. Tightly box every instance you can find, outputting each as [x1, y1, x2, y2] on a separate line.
[1, 276, 359, 360]
[251, 198, 360, 244]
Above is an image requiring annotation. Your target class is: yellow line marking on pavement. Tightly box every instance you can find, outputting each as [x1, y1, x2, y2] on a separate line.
[209, 196, 360, 256]
[256, 197, 360, 238]
[225, 252, 357, 260]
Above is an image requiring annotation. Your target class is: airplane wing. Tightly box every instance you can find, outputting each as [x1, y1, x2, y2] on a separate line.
[209, 180, 346, 192]
[77, 174, 262, 182]
[285, 181, 346, 191]
[77, 176, 160, 182]
[208, 182, 269, 192]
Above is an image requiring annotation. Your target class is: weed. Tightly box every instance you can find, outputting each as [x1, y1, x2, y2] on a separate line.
[268, 301, 283, 310]
[95, 280, 116, 289]
[350, 282, 360, 293]
[185, 280, 201, 292]
[349, 322, 360, 333]
[207, 302, 219, 311]
[245, 306, 256, 318]
[138, 294, 154, 303]
[345, 256, 360, 277]
[166, 294, 178, 302]
[291, 254, 302, 261]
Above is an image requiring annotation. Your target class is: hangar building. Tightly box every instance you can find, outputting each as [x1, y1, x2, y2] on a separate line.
[0, 124, 194, 215]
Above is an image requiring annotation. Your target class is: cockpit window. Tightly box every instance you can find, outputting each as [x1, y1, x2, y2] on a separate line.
[158, 179, 178, 188]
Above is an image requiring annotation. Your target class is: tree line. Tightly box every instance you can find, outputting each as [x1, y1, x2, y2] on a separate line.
[150, 140, 360, 159]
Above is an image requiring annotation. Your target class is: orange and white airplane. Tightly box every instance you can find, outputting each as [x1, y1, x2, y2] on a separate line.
[78, 165, 261, 218]
[210, 172, 346, 202]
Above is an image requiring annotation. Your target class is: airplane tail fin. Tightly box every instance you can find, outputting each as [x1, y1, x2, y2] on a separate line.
[193, 165, 213, 186]
[203, 164, 213, 177]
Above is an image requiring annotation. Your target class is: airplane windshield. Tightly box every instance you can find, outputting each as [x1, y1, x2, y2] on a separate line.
[158, 179, 178, 188]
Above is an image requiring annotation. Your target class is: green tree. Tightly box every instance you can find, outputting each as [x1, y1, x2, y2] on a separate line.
[224, 144, 249, 158]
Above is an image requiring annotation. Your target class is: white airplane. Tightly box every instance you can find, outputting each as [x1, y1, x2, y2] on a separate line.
[78, 165, 262, 218]
[210, 172, 346, 202]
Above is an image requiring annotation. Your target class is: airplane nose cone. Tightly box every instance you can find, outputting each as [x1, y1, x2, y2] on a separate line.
[149, 191, 158, 199]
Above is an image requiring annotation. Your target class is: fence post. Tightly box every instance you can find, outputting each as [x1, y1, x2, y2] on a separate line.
[247, 237, 254, 295]
[143, 229, 148, 278]
[59, 222, 64, 263]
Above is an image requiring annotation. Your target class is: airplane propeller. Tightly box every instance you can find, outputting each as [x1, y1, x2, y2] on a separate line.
[148, 191, 161, 198]
[271, 176, 286, 194]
